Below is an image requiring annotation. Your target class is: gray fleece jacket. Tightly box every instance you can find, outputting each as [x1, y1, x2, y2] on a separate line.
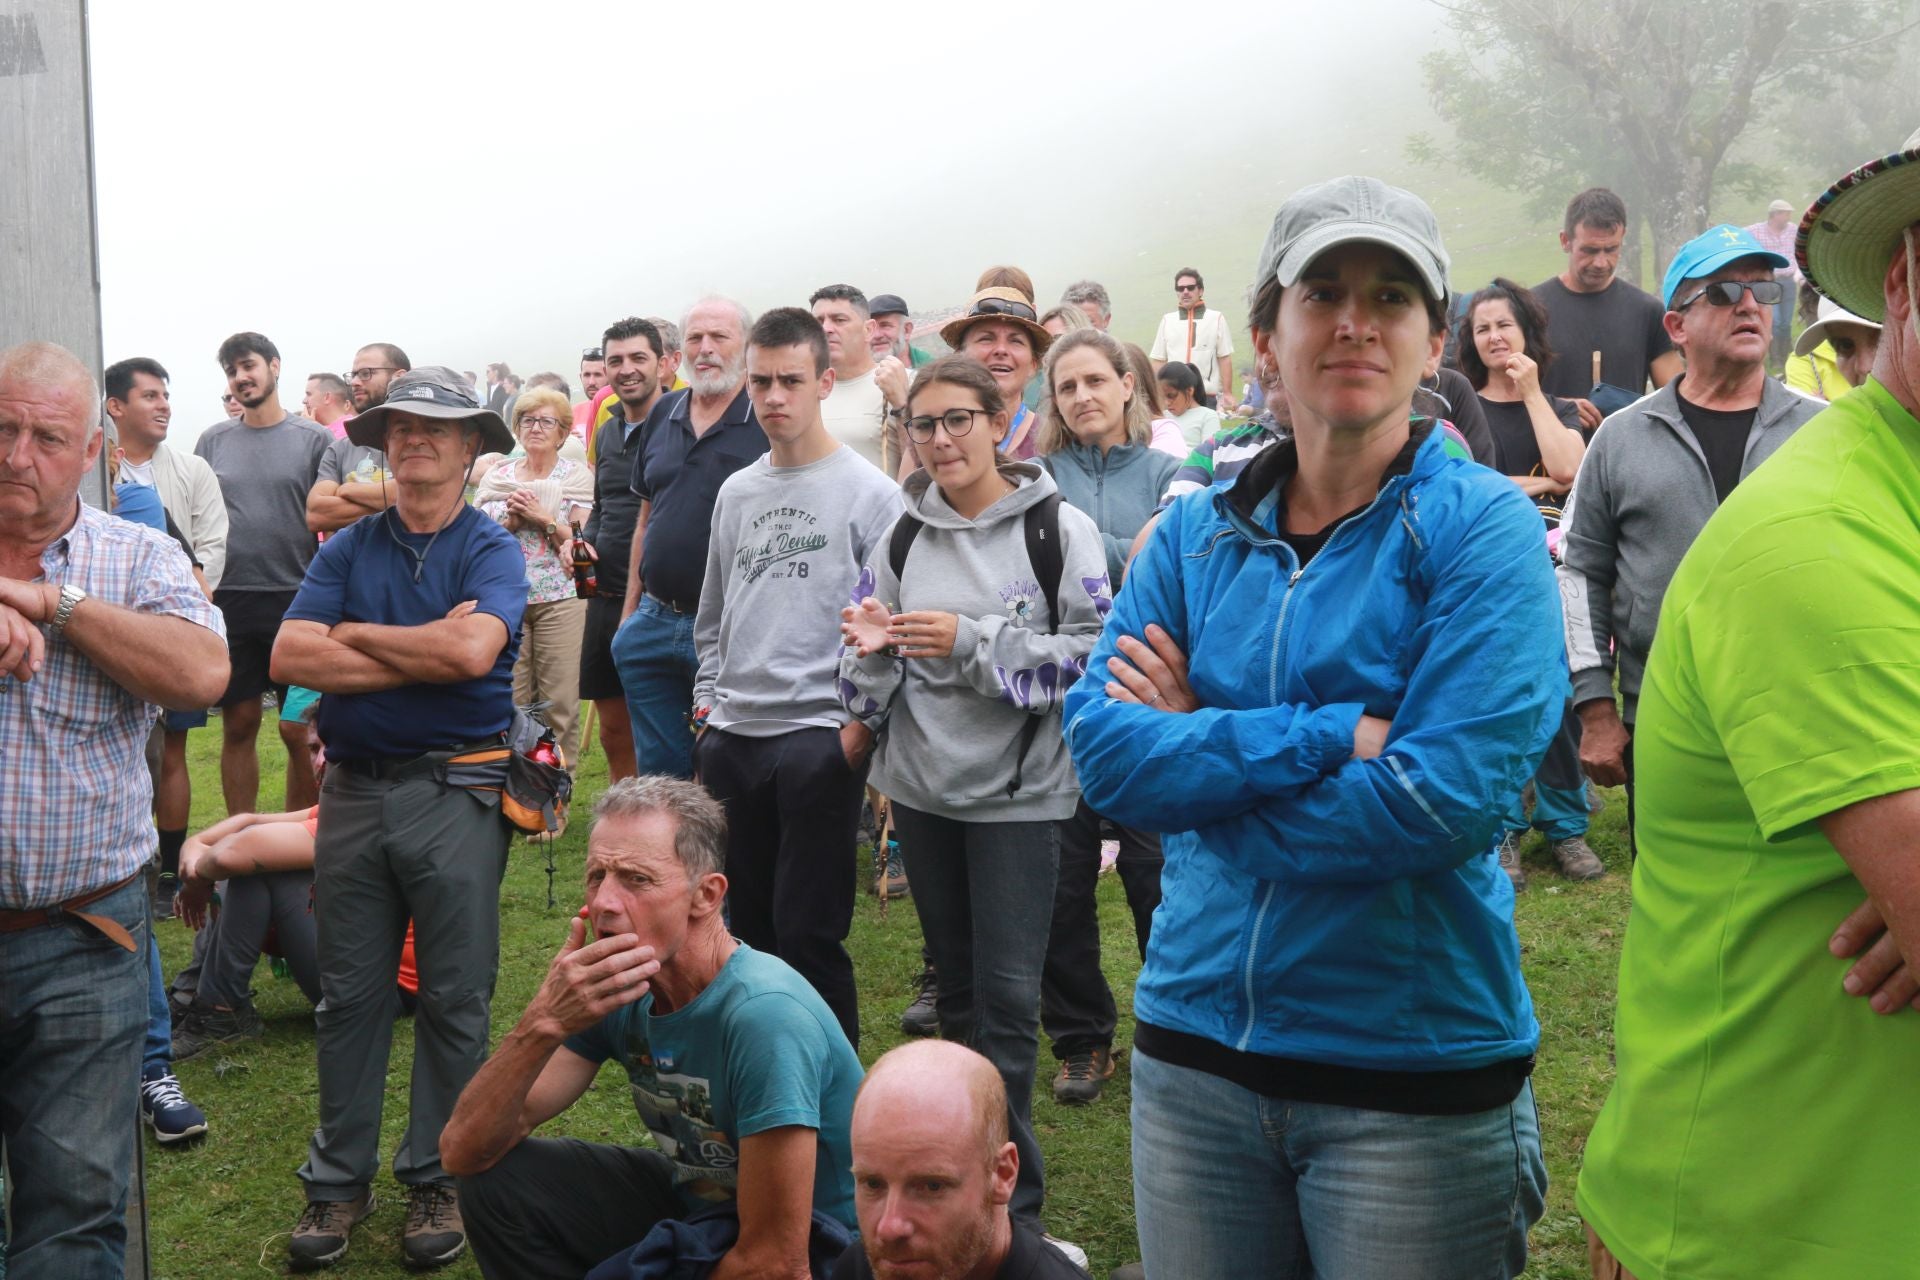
[1038, 440, 1180, 588]
[1556, 376, 1820, 721]
[838, 462, 1112, 822]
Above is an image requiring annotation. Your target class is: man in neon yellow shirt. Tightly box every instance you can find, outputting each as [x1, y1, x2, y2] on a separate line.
[1577, 128, 1920, 1279]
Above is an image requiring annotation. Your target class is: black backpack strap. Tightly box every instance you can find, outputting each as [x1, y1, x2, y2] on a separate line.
[887, 513, 924, 586]
[1007, 493, 1066, 798]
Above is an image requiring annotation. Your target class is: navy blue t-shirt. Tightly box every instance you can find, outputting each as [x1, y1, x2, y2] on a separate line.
[627, 387, 767, 609]
[285, 505, 527, 760]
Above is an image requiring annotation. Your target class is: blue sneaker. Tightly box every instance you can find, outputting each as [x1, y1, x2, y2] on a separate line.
[140, 1066, 208, 1144]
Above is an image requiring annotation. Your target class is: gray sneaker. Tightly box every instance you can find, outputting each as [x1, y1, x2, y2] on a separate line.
[402, 1183, 466, 1270]
[289, 1189, 375, 1272]
[171, 1000, 263, 1062]
[1497, 831, 1527, 892]
[1552, 836, 1606, 881]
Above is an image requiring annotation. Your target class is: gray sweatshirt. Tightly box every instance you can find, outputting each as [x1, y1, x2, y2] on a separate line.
[1557, 376, 1820, 721]
[693, 446, 902, 736]
[838, 463, 1112, 822]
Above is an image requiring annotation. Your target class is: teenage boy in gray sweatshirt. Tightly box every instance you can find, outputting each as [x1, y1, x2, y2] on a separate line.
[691, 309, 902, 1047]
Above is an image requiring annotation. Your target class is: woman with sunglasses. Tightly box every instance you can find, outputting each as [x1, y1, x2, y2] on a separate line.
[1067, 177, 1561, 1278]
[939, 286, 1052, 459]
[1031, 329, 1178, 1105]
[475, 388, 594, 812]
[840, 355, 1110, 1241]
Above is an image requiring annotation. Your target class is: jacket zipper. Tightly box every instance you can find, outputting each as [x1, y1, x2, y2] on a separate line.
[1241, 475, 1407, 1047]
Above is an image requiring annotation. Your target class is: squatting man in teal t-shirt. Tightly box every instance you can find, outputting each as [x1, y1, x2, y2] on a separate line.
[441, 777, 863, 1280]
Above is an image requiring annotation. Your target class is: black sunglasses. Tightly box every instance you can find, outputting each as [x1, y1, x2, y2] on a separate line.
[968, 297, 1036, 322]
[1675, 279, 1784, 311]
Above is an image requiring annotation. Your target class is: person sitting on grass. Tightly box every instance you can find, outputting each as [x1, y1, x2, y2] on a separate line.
[442, 776, 864, 1280]
[171, 703, 419, 1062]
[833, 1040, 1089, 1279]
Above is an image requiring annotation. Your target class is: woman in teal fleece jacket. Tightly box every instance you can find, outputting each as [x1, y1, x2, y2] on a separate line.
[1064, 177, 1563, 1280]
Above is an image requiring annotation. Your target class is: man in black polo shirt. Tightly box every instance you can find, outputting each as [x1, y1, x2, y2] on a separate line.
[577, 317, 679, 783]
[611, 297, 765, 778]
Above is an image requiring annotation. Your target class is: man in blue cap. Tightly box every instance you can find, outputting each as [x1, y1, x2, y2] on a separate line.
[1555, 224, 1822, 835]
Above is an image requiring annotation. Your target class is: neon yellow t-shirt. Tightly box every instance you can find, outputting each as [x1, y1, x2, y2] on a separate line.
[1576, 378, 1920, 1278]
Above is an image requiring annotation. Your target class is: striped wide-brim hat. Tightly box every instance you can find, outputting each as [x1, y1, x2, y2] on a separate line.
[1797, 125, 1920, 324]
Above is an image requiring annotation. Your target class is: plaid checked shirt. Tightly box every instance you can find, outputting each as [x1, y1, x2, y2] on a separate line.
[0, 502, 225, 908]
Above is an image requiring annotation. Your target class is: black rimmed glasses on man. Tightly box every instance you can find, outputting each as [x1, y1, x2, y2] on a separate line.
[348, 365, 397, 382]
[904, 408, 992, 444]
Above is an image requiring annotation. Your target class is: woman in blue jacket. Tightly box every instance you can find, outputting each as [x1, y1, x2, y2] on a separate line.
[1033, 329, 1179, 1104]
[1064, 177, 1561, 1279]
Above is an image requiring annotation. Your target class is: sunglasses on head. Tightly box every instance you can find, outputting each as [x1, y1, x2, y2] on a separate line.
[582, 347, 603, 361]
[968, 297, 1036, 321]
[1675, 279, 1785, 311]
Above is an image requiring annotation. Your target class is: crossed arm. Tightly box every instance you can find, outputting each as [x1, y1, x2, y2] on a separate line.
[0, 577, 228, 710]
[271, 603, 507, 692]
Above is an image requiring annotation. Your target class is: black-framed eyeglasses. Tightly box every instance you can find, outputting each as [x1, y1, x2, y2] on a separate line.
[905, 408, 991, 443]
[967, 297, 1037, 322]
[348, 366, 397, 382]
[581, 347, 603, 361]
[1674, 279, 1784, 311]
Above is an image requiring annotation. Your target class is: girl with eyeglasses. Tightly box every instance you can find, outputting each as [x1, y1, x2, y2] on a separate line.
[474, 388, 594, 821]
[839, 355, 1110, 1240]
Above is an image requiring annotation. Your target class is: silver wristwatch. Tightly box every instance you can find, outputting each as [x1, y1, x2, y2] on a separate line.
[49, 583, 85, 635]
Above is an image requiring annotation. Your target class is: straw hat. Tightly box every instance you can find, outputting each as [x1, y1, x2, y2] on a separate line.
[938, 287, 1054, 358]
[1796, 125, 1920, 323]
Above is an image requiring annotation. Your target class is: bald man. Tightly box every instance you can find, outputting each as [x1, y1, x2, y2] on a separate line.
[0, 341, 228, 1275]
[836, 1042, 1089, 1280]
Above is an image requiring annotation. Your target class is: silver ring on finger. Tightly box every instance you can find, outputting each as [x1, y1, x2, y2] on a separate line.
[1149, 692, 1165, 706]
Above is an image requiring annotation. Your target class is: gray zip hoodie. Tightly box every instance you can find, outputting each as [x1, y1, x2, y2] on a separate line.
[1557, 376, 1820, 721]
[838, 462, 1112, 822]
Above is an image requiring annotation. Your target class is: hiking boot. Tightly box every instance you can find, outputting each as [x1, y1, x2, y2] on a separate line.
[899, 964, 939, 1037]
[1552, 835, 1606, 882]
[874, 839, 909, 900]
[171, 1000, 263, 1063]
[289, 1189, 375, 1271]
[139, 1066, 208, 1144]
[151, 871, 178, 921]
[1497, 831, 1527, 892]
[1053, 1046, 1116, 1105]
[402, 1183, 466, 1270]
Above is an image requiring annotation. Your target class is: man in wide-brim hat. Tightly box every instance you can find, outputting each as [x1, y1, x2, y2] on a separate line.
[1576, 125, 1920, 1280]
[270, 364, 527, 1272]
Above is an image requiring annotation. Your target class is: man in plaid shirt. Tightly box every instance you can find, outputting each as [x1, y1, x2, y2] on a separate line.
[0, 341, 229, 1277]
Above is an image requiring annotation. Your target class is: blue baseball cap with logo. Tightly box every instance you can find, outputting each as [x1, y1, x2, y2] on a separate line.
[1660, 224, 1790, 309]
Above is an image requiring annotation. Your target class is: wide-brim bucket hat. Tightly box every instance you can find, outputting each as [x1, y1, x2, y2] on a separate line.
[346, 365, 515, 453]
[1797, 125, 1920, 323]
[1793, 295, 1883, 358]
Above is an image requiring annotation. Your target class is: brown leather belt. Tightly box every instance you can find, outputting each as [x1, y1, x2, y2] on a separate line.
[0, 871, 142, 952]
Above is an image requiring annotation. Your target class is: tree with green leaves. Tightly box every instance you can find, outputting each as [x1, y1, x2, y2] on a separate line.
[1412, 0, 1918, 277]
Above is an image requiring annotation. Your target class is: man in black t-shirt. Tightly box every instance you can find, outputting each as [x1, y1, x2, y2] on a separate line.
[1557, 225, 1821, 837]
[1533, 188, 1684, 429]
[837, 1041, 1089, 1279]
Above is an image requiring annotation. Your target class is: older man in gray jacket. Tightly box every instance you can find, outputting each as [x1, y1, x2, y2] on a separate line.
[1557, 224, 1822, 833]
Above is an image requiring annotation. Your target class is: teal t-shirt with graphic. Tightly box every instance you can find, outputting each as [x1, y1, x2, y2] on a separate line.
[566, 944, 861, 1229]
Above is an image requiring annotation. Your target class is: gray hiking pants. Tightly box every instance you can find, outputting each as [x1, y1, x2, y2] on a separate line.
[296, 760, 509, 1199]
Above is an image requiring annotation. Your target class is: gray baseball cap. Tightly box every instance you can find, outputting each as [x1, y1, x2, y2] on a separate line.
[1254, 175, 1450, 307]
[346, 365, 514, 453]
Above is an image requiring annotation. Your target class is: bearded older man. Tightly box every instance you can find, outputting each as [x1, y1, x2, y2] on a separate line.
[1577, 127, 1920, 1280]
[610, 297, 767, 778]
[0, 341, 228, 1277]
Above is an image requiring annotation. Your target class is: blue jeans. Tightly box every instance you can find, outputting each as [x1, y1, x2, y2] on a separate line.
[1132, 1051, 1546, 1279]
[144, 927, 170, 1078]
[891, 806, 1059, 1223]
[1503, 780, 1589, 841]
[609, 597, 699, 779]
[0, 877, 148, 1278]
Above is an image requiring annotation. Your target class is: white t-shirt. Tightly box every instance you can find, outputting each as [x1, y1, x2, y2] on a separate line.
[822, 366, 891, 473]
[118, 455, 156, 487]
[1149, 309, 1236, 395]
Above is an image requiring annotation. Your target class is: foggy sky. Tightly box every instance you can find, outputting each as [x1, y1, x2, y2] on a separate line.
[92, 0, 1446, 437]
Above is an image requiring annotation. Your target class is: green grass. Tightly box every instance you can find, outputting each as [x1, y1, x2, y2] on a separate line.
[152, 712, 1628, 1279]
